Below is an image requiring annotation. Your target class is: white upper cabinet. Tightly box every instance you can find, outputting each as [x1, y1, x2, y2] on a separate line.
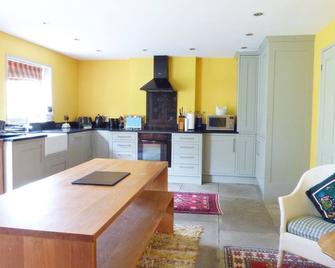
[237, 54, 259, 134]
[257, 49, 268, 139]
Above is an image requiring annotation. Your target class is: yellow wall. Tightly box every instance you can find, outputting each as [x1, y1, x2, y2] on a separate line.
[77, 57, 236, 119]
[310, 19, 335, 167]
[0, 32, 237, 123]
[78, 57, 206, 118]
[195, 58, 237, 119]
[0, 32, 78, 121]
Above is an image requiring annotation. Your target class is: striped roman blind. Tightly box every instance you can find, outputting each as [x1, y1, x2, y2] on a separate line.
[7, 60, 43, 81]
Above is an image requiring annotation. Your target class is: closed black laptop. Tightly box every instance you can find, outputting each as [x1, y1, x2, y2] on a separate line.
[72, 171, 130, 186]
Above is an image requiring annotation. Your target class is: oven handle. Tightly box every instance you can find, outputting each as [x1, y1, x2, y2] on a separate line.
[140, 139, 165, 144]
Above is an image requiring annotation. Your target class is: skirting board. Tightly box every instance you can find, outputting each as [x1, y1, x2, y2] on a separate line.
[203, 175, 258, 185]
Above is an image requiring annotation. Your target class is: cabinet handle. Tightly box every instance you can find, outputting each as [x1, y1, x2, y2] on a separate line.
[118, 144, 131, 147]
[233, 139, 236, 153]
[118, 136, 132, 139]
[180, 137, 195, 140]
[180, 146, 194, 149]
[179, 166, 194, 169]
[179, 156, 194, 159]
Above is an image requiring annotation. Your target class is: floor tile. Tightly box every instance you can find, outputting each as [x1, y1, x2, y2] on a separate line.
[180, 183, 219, 193]
[171, 183, 281, 268]
[219, 183, 262, 200]
[175, 212, 219, 223]
[168, 183, 182, 192]
[219, 230, 279, 249]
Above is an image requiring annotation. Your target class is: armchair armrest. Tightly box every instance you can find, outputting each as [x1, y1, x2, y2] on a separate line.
[278, 191, 314, 234]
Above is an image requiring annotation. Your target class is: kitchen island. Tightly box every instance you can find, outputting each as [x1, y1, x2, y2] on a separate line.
[0, 159, 173, 268]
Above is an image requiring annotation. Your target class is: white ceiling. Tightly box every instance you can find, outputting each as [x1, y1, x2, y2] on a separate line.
[0, 0, 335, 60]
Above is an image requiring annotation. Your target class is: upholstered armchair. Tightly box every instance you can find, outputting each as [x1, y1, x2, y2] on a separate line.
[278, 164, 335, 268]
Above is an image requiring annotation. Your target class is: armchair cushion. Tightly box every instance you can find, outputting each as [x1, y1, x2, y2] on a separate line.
[287, 216, 335, 241]
[305, 173, 335, 223]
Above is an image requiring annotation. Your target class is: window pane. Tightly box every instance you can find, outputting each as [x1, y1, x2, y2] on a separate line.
[6, 59, 52, 124]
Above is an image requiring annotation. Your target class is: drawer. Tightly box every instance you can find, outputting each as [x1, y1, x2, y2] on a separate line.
[173, 154, 199, 164]
[173, 164, 199, 176]
[112, 152, 136, 160]
[112, 142, 136, 152]
[112, 132, 137, 141]
[174, 143, 199, 155]
[173, 134, 200, 143]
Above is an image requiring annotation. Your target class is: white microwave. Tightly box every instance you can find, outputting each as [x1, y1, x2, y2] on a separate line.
[206, 115, 235, 131]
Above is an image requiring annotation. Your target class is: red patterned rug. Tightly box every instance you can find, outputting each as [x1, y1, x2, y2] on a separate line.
[224, 246, 326, 268]
[173, 192, 222, 215]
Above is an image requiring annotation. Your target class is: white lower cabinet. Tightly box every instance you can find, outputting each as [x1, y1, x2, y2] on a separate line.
[203, 134, 236, 176]
[68, 132, 93, 168]
[4, 138, 44, 191]
[110, 132, 137, 160]
[92, 130, 110, 158]
[44, 152, 67, 177]
[236, 135, 256, 177]
[203, 133, 256, 182]
[170, 134, 202, 184]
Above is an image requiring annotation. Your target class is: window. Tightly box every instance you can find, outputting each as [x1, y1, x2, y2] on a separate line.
[6, 57, 52, 124]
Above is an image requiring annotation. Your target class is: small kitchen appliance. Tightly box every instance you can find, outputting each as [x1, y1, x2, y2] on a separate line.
[186, 112, 195, 130]
[206, 115, 235, 131]
[78, 116, 92, 129]
[124, 116, 143, 130]
[95, 114, 106, 128]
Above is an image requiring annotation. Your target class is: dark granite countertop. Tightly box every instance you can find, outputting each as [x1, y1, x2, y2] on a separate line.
[1, 127, 238, 141]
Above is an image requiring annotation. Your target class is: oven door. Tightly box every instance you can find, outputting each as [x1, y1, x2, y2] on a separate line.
[138, 134, 171, 167]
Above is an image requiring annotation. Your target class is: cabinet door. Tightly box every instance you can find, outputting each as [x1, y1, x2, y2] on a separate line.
[255, 136, 266, 193]
[12, 139, 44, 189]
[237, 55, 258, 134]
[203, 134, 236, 176]
[68, 132, 92, 168]
[257, 49, 268, 139]
[44, 153, 67, 177]
[92, 131, 109, 158]
[236, 135, 256, 177]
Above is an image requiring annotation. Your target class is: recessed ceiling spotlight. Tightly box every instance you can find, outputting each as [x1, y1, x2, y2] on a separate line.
[96, 49, 102, 52]
[253, 12, 264, 16]
[189, 48, 196, 51]
[42, 21, 48, 25]
[74, 38, 80, 41]
[142, 48, 148, 52]
[246, 33, 254, 36]
[241, 46, 248, 50]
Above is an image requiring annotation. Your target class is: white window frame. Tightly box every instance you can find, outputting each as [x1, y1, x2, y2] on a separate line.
[5, 55, 53, 124]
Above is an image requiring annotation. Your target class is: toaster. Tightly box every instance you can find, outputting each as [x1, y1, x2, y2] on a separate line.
[124, 116, 143, 130]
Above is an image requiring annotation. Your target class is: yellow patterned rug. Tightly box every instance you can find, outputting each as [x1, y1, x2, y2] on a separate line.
[138, 225, 203, 268]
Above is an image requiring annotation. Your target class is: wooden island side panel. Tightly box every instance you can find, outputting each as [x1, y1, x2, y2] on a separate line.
[0, 159, 172, 268]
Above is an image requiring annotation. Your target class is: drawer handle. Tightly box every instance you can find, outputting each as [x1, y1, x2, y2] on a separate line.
[116, 154, 132, 157]
[118, 136, 132, 138]
[179, 156, 195, 159]
[118, 144, 132, 147]
[180, 137, 195, 140]
[179, 166, 194, 169]
[180, 146, 195, 149]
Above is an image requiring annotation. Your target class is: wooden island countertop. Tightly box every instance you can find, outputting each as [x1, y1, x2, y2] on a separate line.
[0, 159, 173, 268]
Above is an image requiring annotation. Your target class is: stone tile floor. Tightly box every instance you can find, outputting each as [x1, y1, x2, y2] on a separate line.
[169, 183, 280, 268]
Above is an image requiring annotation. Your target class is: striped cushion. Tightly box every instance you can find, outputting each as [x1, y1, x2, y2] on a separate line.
[287, 216, 335, 241]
